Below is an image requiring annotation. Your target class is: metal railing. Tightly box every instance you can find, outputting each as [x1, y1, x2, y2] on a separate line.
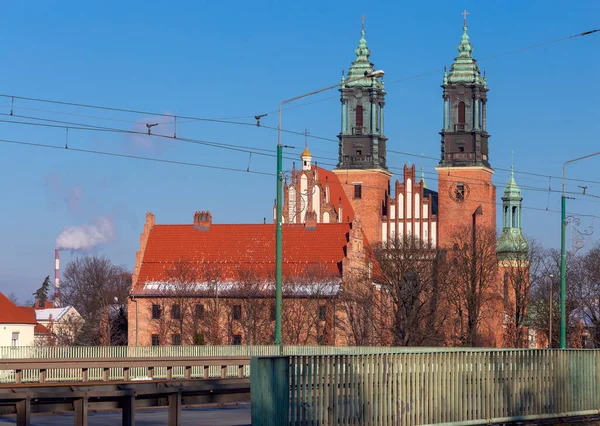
[251, 349, 600, 426]
[0, 345, 506, 360]
[0, 356, 250, 384]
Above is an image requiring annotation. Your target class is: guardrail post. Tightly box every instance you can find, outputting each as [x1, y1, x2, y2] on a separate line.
[168, 391, 182, 426]
[122, 393, 136, 426]
[15, 397, 30, 426]
[74, 396, 88, 426]
[251, 356, 290, 426]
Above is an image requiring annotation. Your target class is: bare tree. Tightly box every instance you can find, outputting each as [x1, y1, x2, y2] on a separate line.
[7, 292, 20, 305]
[446, 225, 499, 346]
[61, 255, 130, 345]
[365, 235, 448, 346]
[499, 238, 541, 348]
[282, 265, 338, 345]
[338, 274, 378, 346]
[234, 268, 272, 345]
[528, 248, 584, 348]
[576, 243, 600, 347]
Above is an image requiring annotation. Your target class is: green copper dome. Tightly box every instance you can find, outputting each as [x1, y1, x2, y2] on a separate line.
[345, 28, 382, 89]
[447, 25, 485, 85]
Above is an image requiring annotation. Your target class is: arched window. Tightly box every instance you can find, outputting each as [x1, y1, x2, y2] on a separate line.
[504, 206, 509, 227]
[458, 102, 466, 124]
[512, 206, 518, 228]
[355, 105, 363, 129]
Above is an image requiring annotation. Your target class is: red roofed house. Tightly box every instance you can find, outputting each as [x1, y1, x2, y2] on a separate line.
[18, 306, 51, 345]
[0, 292, 37, 346]
[128, 212, 367, 346]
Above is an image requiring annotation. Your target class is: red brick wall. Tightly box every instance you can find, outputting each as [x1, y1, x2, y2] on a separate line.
[436, 167, 496, 248]
[332, 169, 390, 243]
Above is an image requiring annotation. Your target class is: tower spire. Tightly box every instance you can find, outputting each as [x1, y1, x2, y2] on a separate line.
[336, 18, 387, 171]
[497, 150, 528, 258]
[301, 128, 312, 171]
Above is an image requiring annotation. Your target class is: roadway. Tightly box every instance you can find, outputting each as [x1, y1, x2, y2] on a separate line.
[0, 405, 251, 426]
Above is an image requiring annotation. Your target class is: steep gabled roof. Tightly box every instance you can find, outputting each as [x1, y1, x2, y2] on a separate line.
[0, 293, 37, 325]
[315, 166, 355, 223]
[132, 222, 353, 295]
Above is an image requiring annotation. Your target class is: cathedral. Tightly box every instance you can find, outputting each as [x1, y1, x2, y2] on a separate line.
[128, 17, 530, 348]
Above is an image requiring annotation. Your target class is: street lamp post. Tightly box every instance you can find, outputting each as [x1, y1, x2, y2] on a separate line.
[561, 151, 600, 348]
[548, 273, 554, 348]
[274, 70, 385, 345]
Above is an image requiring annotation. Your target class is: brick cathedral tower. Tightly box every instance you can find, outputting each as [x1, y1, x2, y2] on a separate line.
[437, 16, 496, 244]
[333, 23, 390, 243]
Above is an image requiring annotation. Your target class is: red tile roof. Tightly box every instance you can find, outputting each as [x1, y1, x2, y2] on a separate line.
[315, 167, 355, 223]
[133, 223, 352, 293]
[0, 293, 37, 325]
[19, 307, 50, 334]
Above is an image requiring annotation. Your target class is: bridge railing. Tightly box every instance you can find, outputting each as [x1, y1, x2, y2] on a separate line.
[0, 345, 504, 360]
[0, 356, 251, 384]
[251, 349, 600, 426]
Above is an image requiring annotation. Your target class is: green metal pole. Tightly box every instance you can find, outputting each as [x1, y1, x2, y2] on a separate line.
[560, 195, 567, 348]
[272, 71, 383, 347]
[275, 143, 283, 346]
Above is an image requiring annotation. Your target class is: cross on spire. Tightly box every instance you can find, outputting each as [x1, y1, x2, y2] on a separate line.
[462, 9, 469, 26]
[361, 14, 366, 31]
[511, 149, 515, 172]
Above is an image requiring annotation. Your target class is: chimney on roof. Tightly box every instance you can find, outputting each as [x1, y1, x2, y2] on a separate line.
[305, 211, 317, 230]
[194, 211, 212, 230]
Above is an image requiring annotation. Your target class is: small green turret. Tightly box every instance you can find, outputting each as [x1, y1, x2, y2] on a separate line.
[497, 161, 529, 260]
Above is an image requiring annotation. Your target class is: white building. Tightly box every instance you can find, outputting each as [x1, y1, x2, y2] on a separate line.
[0, 293, 36, 347]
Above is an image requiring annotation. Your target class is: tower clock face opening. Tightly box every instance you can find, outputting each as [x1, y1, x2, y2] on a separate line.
[450, 182, 469, 202]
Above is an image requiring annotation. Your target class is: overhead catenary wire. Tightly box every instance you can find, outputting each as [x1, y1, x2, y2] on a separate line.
[3, 135, 600, 222]
[0, 138, 274, 177]
[2, 112, 599, 199]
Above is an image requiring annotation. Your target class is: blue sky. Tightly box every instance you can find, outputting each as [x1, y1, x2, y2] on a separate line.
[0, 1, 599, 302]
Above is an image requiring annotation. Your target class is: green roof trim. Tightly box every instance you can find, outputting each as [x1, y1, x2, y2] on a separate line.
[447, 25, 485, 85]
[345, 27, 382, 89]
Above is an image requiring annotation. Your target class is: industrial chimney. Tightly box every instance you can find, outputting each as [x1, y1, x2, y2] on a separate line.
[54, 249, 60, 307]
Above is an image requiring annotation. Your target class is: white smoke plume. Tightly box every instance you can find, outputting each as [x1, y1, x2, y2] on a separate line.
[56, 217, 115, 250]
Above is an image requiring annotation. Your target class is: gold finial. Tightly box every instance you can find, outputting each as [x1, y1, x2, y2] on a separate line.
[462, 9, 469, 27]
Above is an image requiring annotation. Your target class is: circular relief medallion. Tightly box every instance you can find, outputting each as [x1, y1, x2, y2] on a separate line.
[354, 88, 363, 98]
[449, 182, 469, 202]
[457, 85, 466, 95]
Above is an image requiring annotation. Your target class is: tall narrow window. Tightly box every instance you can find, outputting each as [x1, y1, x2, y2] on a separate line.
[318, 306, 327, 321]
[195, 304, 205, 320]
[151, 304, 161, 319]
[172, 334, 182, 346]
[354, 184, 362, 199]
[232, 305, 242, 321]
[355, 105, 363, 129]
[171, 304, 181, 320]
[458, 102, 466, 124]
[512, 206, 518, 228]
